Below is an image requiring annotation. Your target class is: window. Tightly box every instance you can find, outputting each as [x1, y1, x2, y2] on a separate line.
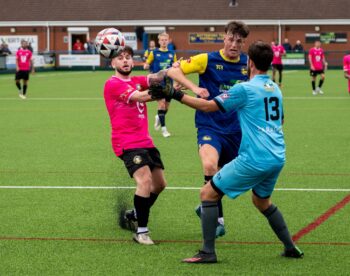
[229, 0, 238, 7]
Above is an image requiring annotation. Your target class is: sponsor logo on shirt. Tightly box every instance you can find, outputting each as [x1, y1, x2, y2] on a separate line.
[136, 102, 145, 119]
[216, 64, 224, 70]
[133, 155, 142, 164]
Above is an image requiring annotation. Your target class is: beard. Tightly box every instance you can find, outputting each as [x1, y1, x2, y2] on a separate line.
[116, 67, 132, 76]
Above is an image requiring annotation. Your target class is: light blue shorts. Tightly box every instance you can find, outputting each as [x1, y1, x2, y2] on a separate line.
[212, 156, 284, 199]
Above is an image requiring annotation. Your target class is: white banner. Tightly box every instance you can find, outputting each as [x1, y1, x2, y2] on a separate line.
[6, 54, 55, 68]
[0, 35, 38, 53]
[123, 32, 138, 50]
[59, 54, 100, 66]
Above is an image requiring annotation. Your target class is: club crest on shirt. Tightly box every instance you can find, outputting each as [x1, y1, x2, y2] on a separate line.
[136, 84, 142, 91]
[133, 155, 142, 164]
[241, 66, 248, 75]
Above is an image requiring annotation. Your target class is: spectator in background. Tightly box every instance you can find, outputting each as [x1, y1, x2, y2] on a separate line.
[282, 38, 292, 52]
[167, 38, 176, 51]
[27, 42, 33, 53]
[73, 39, 84, 53]
[0, 43, 12, 56]
[293, 40, 304, 52]
[84, 39, 96, 54]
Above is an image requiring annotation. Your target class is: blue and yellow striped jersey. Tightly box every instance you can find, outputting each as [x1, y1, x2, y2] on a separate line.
[146, 48, 177, 73]
[180, 50, 249, 134]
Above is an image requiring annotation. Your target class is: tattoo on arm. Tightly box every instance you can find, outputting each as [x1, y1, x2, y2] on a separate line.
[148, 69, 168, 84]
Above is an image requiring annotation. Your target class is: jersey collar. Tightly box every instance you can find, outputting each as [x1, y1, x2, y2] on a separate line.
[219, 49, 240, 63]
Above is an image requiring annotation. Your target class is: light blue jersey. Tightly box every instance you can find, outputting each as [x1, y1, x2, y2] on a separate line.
[214, 74, 285, 166]
[212, 74, 285, 199]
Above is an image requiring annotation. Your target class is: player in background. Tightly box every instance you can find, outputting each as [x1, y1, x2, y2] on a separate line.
[143, 40, 156, 72]
[15, 40, 34, 99]
[308, 40, 327, 95]
[271, 41, 286, 87]
[144, 33, 177, 138]
[343, 52, 350, 95]
[167, 21, 250, 238]
[151, 41, 304, 263]
[104, 46, 168, 245]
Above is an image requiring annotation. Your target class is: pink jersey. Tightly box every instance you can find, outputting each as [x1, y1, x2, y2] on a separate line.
[309, 47, 325, 70]
[343, 54, 350, 73]
[272, 45, 285, 65]
[343, 54, 350, 92]
[16, 49, 32, 71]
[104, 75, 154, 157]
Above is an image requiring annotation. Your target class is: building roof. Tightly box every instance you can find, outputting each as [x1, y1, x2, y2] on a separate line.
[1, 0, 349, 25]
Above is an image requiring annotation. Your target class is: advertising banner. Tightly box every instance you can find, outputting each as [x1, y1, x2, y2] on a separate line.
[59, 54, 100, 66]
[123, 32, 138, 50]
[189, 33, 225, 44]
[0, 35, 38, 53]
[282, 53, 305, 65]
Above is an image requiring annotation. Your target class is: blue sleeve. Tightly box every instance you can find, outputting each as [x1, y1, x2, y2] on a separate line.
[214, 84, 247, 113]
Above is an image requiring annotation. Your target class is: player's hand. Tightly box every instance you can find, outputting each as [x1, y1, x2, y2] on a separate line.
[193, 87, 209, 98]
[148, 83, 166, 100]
[324, 62, 328, 71]
[148, 77, 185, 101]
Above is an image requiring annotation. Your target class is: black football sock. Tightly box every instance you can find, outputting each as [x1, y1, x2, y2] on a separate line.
[16, 82, 21, 91]
[262, 204, 294, 249]
[204, 175, 223, 219]
[312, 80, 316, 90]
[201, 201, 218, 253]
[148, 192, 159, 208]
[158, 110, 166, 127]
[318, 79, 324, 88]
[23, 85, 27, 95]
[204, 175, 213, 184]
[134, 194, 150, 229]
[279, 73, 282, 84]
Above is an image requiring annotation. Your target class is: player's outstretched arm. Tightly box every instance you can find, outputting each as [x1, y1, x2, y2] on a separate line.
[180, 94, 219, 112]
[129, 90, 152, 103]
[148, 69, 168, 84]
[167, 67, 209, 98]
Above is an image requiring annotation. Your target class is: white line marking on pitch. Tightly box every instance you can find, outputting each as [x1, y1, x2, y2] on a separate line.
[0, 186, 349, 192]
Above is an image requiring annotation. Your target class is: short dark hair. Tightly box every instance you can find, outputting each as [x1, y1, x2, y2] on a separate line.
[114, 45, 134, 58]
[248, 41, 273, 71]
[225, 21, 250, 38]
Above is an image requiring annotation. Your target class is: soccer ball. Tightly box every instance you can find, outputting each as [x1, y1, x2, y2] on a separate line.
[95, 28, 126, 58]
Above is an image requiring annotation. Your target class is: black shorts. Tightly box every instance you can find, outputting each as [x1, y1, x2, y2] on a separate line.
[272, 64, 283, 71]
[15, 70, 30, 81]
[119, 148, 164, 177]
[310, 70, 324, 77]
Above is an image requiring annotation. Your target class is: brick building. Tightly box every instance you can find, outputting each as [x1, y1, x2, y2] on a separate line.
[0, 0, 349, 62]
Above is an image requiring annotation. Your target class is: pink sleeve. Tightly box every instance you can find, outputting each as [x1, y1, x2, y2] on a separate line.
[106, 80, 136, 103]
[344, 56, 349, 71]
[134, 75, 149, 90]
